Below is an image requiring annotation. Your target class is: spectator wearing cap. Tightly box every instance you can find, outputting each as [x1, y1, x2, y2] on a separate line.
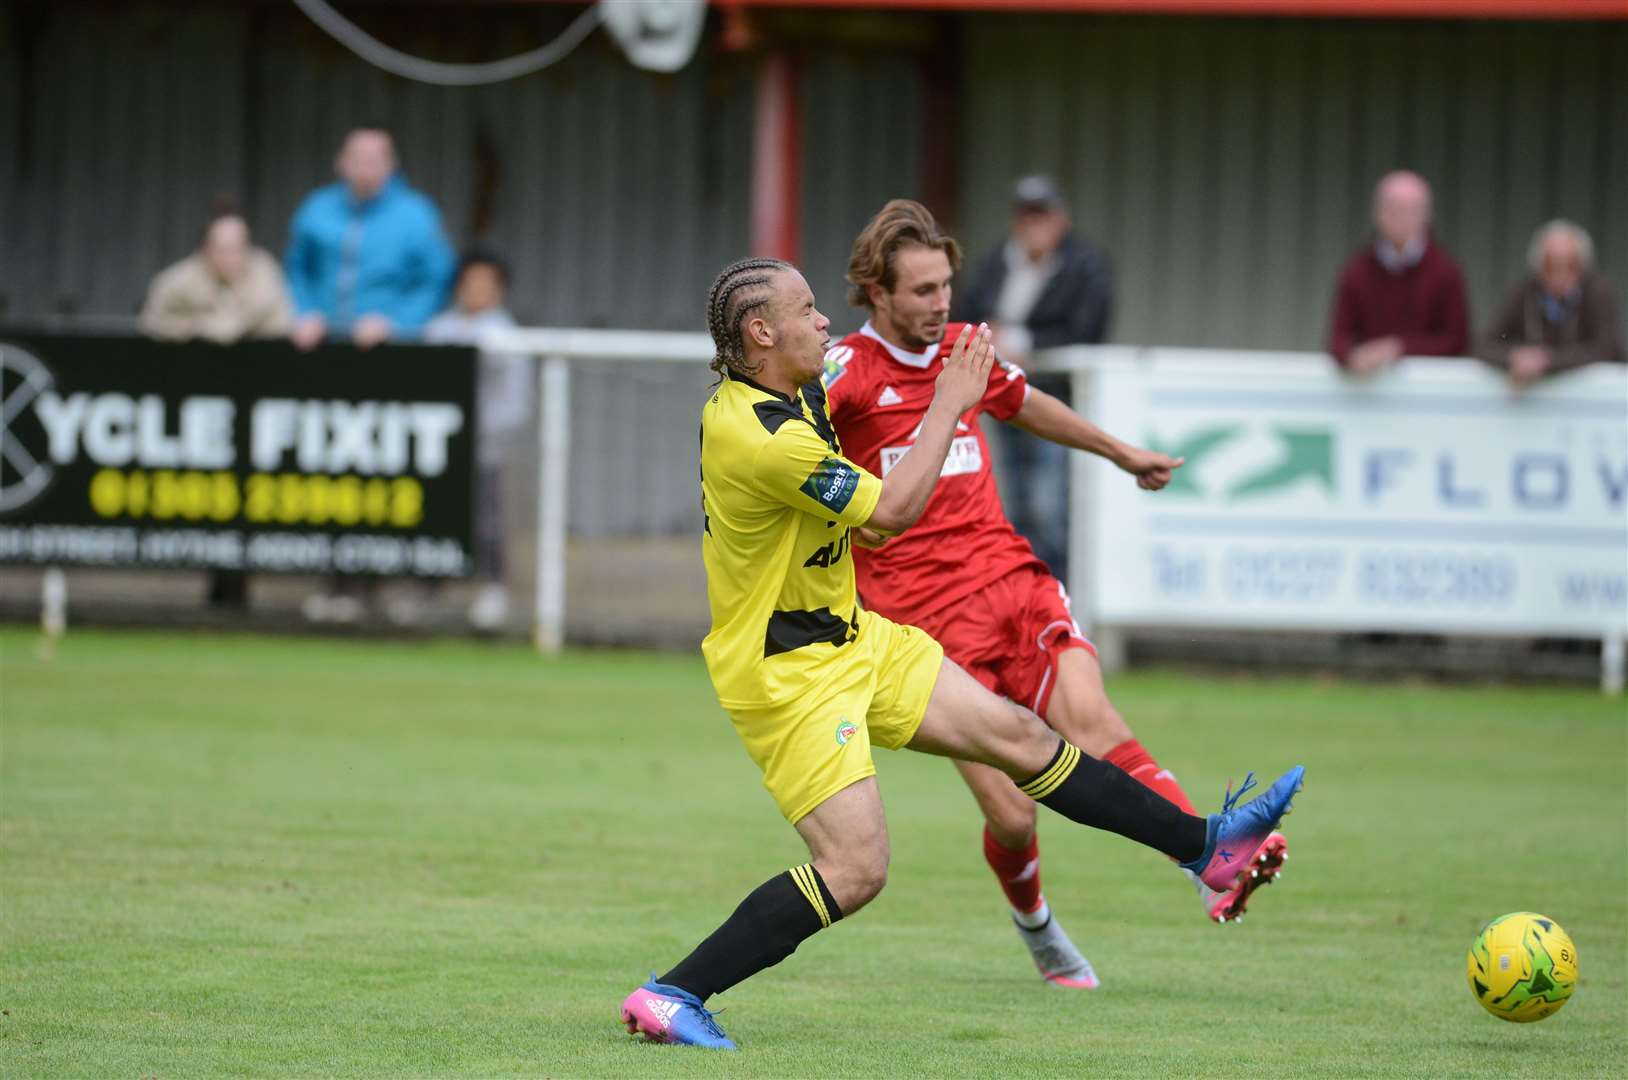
[285, 127, 455, 351]
[955, 175, 1112, 583]
[424, 251, 531, 629]
[1477, 220, 1623, 386]
[139, 206, 292, 343]
[1328, 170, 1470, 373]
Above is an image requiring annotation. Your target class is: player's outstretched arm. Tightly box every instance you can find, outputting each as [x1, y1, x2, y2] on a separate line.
[1009, 388, 1184, 491]
[867, 323, 995, 533]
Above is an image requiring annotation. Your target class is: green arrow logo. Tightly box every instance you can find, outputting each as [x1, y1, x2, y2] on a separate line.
[1228, 428, 1335, 498]
[1147, 425, 1240, 496]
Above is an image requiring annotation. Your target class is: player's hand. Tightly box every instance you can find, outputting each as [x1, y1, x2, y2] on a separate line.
[1118, 447, 1184, 491]
[935, 322, 995, 416]
[853, 527, 890, 549]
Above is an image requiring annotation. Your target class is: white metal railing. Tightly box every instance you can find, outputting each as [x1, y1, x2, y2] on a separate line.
[484, 328, 1627, 693]
[483, 326, 713, 652]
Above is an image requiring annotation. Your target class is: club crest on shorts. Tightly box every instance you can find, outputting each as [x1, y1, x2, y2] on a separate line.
[835, 717, 858, 745]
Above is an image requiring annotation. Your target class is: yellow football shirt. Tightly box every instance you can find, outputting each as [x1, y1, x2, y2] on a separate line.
[699, 370, 883, 710]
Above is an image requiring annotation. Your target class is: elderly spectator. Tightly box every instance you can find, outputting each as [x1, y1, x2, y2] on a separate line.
[1329, 170, 1469, 373]
[139, 206, 292, 343]
[1477, 220, 1624, 385]
[424, 251, 531, 629]
[285, 128, 454, 351]
[955, 175, 1112, 583]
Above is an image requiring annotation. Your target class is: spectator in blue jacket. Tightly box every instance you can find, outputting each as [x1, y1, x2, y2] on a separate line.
[286, 128, 454, 350]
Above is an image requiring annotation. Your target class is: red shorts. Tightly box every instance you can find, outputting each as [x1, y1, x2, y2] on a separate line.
[910, 566, 1096, 719]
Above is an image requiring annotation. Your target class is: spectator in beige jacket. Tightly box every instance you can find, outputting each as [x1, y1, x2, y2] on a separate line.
[140, 208, 293, 343]
[1478, 220, 1623, 386]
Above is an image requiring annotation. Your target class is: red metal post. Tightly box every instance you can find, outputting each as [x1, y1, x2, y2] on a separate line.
[750, 51, 802, 263]
[721, 0, 1626, 19]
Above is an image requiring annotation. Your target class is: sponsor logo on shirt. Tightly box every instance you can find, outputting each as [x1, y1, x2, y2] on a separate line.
[799, 457, 861, 512]
[877, 385, 903, 407]
[821, 346, 853, 389]
[879, 435, 982, 478]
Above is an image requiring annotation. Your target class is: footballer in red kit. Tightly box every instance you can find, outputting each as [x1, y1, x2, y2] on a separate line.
[823, 321, 1080, 716]
[827, 200, 1290, 987]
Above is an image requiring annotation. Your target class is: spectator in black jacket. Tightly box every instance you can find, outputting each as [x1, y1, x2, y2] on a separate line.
[955, 175, 1113, 583]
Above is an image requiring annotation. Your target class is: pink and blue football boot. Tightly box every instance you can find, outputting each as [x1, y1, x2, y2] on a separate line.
[620, 978, 737, 1050]
[1181, 767, 1304, 894]
[1202, 830, 1288, 924]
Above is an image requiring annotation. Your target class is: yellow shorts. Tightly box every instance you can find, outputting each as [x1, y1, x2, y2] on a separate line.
[729, 609, 945, 824]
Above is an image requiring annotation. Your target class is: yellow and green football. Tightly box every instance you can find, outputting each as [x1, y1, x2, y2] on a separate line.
[1466, 912, 1578, 1023]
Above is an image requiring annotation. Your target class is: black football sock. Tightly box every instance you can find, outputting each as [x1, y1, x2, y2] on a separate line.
[658, 863, 842, 1002]
[1018, 740, 1208, 863]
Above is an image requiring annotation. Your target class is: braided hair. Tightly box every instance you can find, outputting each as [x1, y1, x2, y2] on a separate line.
[705, 257, 793, 381]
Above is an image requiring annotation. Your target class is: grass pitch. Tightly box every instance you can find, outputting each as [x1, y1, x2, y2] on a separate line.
[2, 629, 1624, 1078]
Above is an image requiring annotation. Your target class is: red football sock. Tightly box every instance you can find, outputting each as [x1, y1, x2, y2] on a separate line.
[1104, 738, 1198, 815]
[982, 826, 1044, 914]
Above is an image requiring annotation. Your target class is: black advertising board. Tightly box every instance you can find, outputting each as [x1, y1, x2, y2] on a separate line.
[0, 334, 478, 577]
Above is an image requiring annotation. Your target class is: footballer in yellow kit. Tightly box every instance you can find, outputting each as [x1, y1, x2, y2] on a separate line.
[620, 255, 1303, 1052]
[699, 356, 943, 824]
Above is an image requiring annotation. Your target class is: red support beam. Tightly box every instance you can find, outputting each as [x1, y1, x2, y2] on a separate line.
[750, 51, 803, 263]
[719, 0, 1628, 20]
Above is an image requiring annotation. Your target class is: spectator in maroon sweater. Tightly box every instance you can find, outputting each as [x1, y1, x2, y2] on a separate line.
[1327, 171, 1470, 373]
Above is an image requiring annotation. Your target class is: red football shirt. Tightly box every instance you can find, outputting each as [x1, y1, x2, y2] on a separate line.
[823, 320, 1048, 624]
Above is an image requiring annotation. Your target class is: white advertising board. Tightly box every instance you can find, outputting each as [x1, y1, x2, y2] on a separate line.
[1064, 350, 1627, 638]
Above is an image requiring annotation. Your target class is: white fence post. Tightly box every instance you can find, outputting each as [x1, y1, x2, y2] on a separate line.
[1065, 355, 1125, 673]
[533, 354, 571, 654]
[40, 565, 66, 645]
[1603, 628, 1625, 696]
[485, 327, 714, 653]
